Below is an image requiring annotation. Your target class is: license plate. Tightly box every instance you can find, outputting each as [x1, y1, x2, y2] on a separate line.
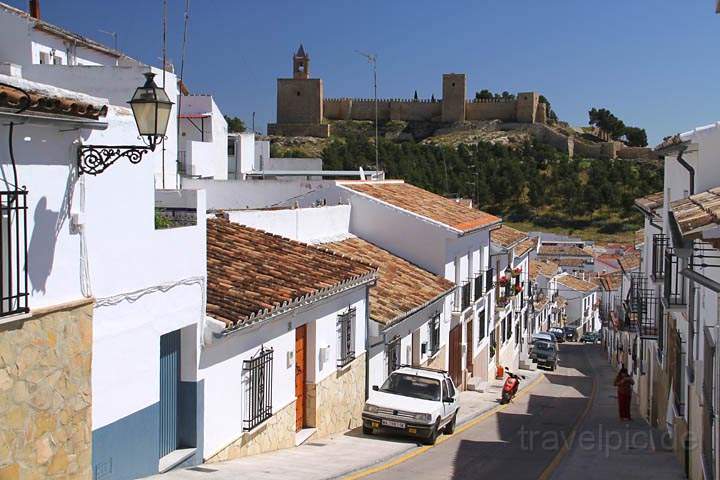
[381, 419, 405, 429]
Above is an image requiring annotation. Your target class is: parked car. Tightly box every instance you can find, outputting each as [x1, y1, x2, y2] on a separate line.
[362, 366, 460, 445]
[581, 331, 601, 344]
[532, 340, 558, 370]
[530, 333, 557, 360]
[549, 327, 565, 343]
[563, 326, 577, 342]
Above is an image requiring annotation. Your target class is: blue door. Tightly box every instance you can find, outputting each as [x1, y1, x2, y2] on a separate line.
[159, 330, 181, 458]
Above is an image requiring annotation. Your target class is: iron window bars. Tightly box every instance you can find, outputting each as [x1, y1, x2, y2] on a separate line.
[664, 247, 687, 307]
[243, 347, 273, 431]
[428, 314, 441, 355]
[0, 190, 29, 319]
[651, 234, 669, 280]
[387, 339, 401, 376]
[637, 288, 659, 339]
[702, 334, 716, 480]
[461, 281, 472, 311]
[485, 267, 494, 294]
[337, 308, 356, 368]
[474, 273, 483, 302]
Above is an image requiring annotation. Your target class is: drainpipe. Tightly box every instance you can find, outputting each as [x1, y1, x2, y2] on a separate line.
[364, 287, 371, 400]
[676, 146, 694, 196]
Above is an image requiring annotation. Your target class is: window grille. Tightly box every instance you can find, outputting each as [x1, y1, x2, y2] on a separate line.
[428, 314, 440, 355]
[337, 308, 356, 368]
[0, 190, 29, 318]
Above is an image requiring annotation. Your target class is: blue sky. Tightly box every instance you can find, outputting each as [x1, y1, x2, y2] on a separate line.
[8, 0, 720, 145]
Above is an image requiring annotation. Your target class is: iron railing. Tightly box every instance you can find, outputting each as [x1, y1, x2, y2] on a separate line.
[428, 314, 440, 355]
[0, 190, 29, 318]
[474, 274, 483, 302]
[664, 248, 687, 307]
[243, 347, 273, 431]
[455, 281, 471, 312]
[485, 267, 494, 293]
[337, 308, 356, 368]
[702, 334, 715, 480]
[651, 234, 668, 280]
[637, 288, 659, 339]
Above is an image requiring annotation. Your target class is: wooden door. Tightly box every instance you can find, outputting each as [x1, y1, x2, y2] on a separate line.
[295, 325, 306, 432]
[466, 321, 473, 377]
[449, 324, 462, 387]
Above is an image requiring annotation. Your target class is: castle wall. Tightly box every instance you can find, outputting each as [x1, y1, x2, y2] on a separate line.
[276, 78, 323, 124]
[516, 92, 539, 124]
[466, 99, 517, 121]
[324, 99, 441, 122]
[390, 100, 441, 121]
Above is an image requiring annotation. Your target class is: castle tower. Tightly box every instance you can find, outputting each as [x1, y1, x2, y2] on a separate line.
[442, 73, 466, 123]
[293, 44, 310, 79]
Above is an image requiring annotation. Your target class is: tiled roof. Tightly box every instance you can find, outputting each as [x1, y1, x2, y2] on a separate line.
[322, 237, 455, 326]
[491, 225, 528, 248]
[618, 252, 641, 273]
[557, 275, 597, 293]
[0, 75, 108, 120]
[544, 257, 588, 268]
[529, 259, 560, 281]
[514, 237, 537, 258]
[670, 187, 720, 239]
[206, 219, 377, 329]
[597, 272, 622, 292]
[537, 244, 592, 258]
[340, 181, 501, 233]
[634, 191, 663, 217]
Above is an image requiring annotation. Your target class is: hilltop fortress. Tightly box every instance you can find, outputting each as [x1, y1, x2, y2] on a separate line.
[268, 45, 548, 138]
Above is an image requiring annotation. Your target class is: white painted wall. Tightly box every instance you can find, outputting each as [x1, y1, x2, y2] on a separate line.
[200, 286, 367, 458]
[255, 140, 270, 172]
[225, 205, 351, 243]
[179, 95, 229, 180]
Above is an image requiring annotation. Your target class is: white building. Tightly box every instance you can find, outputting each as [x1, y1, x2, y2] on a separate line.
[335, 180, 501, 388]
[201, 218, 376, 461]
[529, 259, 563, 333]
[178, 94, 228, 180]
[555, 274, 599, 335]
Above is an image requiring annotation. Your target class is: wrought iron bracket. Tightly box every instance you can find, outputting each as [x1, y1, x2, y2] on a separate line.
[77, 145, 151, 175]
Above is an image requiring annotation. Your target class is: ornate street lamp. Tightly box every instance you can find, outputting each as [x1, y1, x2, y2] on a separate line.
[78, 72, 174, 175]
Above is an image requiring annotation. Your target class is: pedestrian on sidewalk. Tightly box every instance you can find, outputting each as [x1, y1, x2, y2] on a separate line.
[613, 365, 634, 421]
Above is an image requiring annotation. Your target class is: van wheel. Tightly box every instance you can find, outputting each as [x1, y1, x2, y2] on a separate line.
[445, 413, 457, 435]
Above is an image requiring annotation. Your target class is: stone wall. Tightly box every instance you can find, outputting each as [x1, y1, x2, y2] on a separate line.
[305, 353, 366, 438]
[276, 78, 323, 124]
[441, 74, 466, 123]
[0, 298, 93, 480]
[465, 100, 517, 122]
[206, 400, 296, 462]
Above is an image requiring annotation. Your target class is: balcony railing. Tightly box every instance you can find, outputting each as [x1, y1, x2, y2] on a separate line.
[663, 248, 687, 307]
[0, 190, 29, 319]
[637, 289, 660, 339]
[651, 234, 668, 280]
[485, 267, 493, 293]
[474, 274, 483, 302]
[460, 281, 471, 311]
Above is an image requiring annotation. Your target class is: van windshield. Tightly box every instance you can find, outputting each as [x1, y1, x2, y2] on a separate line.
[380, 373, 442, 401]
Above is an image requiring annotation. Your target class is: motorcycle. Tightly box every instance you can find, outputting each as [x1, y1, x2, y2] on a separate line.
[500, 369, 525, 404]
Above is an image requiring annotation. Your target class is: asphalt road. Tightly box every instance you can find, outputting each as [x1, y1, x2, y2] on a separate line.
[363, 343, 595, 480]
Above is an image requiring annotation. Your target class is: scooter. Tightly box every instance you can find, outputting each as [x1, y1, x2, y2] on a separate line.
[500, 369, 525, 404]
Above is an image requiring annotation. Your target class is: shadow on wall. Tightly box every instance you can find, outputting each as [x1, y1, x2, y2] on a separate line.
[28, 196, 59, 293]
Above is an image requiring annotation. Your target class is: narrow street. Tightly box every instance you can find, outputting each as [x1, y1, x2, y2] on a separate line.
[358, 343, 594, 480]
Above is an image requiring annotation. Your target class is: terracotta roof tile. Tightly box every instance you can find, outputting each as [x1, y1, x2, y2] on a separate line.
[322, 237, 455, 326]
[634, 191, 663, 217]
[0, 80, 107, 120]
[543, 257, 587, 268]
[597, 272, 622, 291]
[618, 252, 641, 272]
[514, 237, 537, 257]
[206, 219, 377, 328]
[340, 181, 500, 233]
[491, 225, 528, 249]
[557, 275, 598, 293]
[529, 259, 560, 281]
[538, 244, 592, 258]
[670, 186, 720, 238]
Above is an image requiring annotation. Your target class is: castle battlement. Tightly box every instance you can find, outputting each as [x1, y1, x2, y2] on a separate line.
[270, 45, 546, 137]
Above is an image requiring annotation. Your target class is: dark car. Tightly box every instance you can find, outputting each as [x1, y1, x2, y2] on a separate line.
[563, 326, 577, 342]
[581, 332, 601, 344]
[549, 327, 565, 343]
[532, 340, 558, 370]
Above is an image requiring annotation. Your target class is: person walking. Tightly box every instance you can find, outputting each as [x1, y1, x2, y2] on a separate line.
[613, 365, 634, 421]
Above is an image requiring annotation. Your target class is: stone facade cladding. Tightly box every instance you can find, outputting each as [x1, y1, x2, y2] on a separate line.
[0, 299, 93, 480]
[425, 345, 447, 371]
[305, 353, 366, 437]
[206, 400, 296, 462]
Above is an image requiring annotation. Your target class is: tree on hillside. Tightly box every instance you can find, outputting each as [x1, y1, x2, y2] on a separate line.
[624, 127, 648, 147]
[224, 115, 246, 133]
[539, 95, 558, 122]
[476, 89, 493, 100]
[588, 108, 626, 139]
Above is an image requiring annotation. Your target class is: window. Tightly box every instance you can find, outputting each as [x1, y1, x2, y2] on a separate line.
[478, 309, 486, 344]
[387, 339, 401, 376]
[39, 51, 51, 64]
[381, 373, 441, 401]
[489, 330, 496, 358]
[243, 347, 273, 431]
[337, 308, 356, 368]
[227, 142, 235, 157]
[0, 190, 29, 318]
[444, 378, 455, 399]
[428, 314, 440, 355]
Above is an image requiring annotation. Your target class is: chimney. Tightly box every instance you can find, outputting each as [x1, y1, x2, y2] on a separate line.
[29, 0, 40, 19]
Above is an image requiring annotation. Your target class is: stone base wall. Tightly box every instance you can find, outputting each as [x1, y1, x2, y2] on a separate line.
[425, 345, 446, 371]
[0, 299, 93, 480]
[206, 400, 296, 463]
[306, 353, 366, 438]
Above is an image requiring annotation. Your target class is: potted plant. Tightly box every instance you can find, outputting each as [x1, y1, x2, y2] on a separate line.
[512, 267, 522, 277]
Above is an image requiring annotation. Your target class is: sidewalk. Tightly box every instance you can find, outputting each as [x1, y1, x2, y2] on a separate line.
[154, 368, 542, 480]
[548, 346, 684, 479]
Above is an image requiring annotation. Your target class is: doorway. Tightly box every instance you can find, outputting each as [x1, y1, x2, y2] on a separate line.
[449, 324, 462, 386]
[159, 330, 181, 458]
[295, 325, 307, 432]
[466, 321, 473, 377]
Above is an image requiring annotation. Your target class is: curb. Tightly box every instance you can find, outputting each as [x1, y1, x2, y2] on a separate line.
[536, 348, 598, 480]
[338, 371, 546, 480]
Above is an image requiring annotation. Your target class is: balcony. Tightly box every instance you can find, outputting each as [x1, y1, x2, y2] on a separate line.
[663, 248, 687, 308]
[0, 190, 29, 320]
[454, 281, 472, 312]
[651, 234, 668, 281]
